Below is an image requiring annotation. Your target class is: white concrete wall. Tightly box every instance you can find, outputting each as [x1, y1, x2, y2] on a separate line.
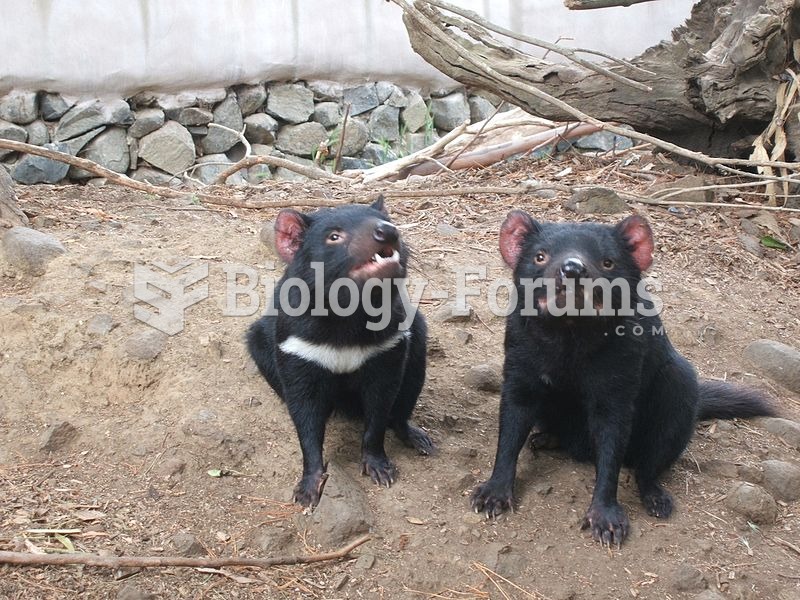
[0, 0, 697, 96]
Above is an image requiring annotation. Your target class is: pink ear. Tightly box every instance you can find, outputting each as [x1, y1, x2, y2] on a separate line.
[499, 210, 538, 268]
[274, 210, 309, 263]
[617, 215, 654, 272]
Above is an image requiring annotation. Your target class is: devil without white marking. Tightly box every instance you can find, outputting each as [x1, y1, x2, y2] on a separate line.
[278, 330, 410, 374]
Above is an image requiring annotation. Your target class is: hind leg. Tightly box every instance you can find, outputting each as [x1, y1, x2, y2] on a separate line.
[631, 356, 699, 518]
[390, 314, 434, 454]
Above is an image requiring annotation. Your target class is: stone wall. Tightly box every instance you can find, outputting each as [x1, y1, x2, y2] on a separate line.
[0, 82, 500, 186]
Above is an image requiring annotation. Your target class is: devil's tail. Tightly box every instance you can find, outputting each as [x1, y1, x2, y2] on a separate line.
[698, 380, 777, 420]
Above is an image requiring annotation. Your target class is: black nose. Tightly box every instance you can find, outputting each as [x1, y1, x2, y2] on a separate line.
[373, 222, 398, 245]
[560, 257, 587, 279]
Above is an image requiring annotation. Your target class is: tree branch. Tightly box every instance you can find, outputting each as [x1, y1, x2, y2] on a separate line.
[0, 535, 370, 570]
[565, 0, 660, 9]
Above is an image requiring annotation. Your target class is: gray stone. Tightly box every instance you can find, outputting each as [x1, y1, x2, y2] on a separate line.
[338, 157, 372, 170]
[340, 119, 369, 156]
[116, 584, 155, 600]
[307, 80, 343, 102]
[40, 93, 72, 121]
[63, 127, 105, 156]
[0, 91, 39, 125]
[39, 421, 79, 452]
[724, 481, 778, 524]
[362, 142, 397, 166]
[376, 82, 400, 104]
[575, 130, 634, 152]
[275, 122, 328, 157]
[247, 527, 295, 553]
[354, 553, 376, 570]
[469, 96, 496, 123]
[174, 107, 212, 126]
[465, 364, 502, 393]
[343, 84, 379, 116]
[431, 303, 473, 323]
[125, 329, 167, 361]
[430, 91, 470, 131]
[761, 459, 800, 501]
[87, 313, 115, 336]
[243, 113, 279, 145]
[2, 227, 65, 276]
[0, 119, 28, 160]
[138, 121, 196, 176]
[299, 462, 371, 548]
[669, 563, 707, 592]
[313, 102, 342, 129]
[201, 94, 243, 154]
[757, 417, 800, 449]
[436, 222, 461, 236]
[234, 83, 267, 116]
[739, 234, 764, 258]
[0, 169, 28, 227]
[565, 187, 628, 214]
[55, 99, 133, 141]
[369, 105, 400, 142]
[744, 339, 800, 393]
[11, 142, 70, 184]
[266, 83, 314, 124]
[402, 92, 429, 133]
[700, 459, 739, 479]
[70, 127, 130, 178]
[153, 89, 227, 111]
[650, 175, 713, 203]
[24, 120, 49, 147]
[191, 154, 246, 185]
[385, 87, 410, 108]
[129, 108, 165, 138]
[130, 167, 176, 187]
[170, 532, 206, 557]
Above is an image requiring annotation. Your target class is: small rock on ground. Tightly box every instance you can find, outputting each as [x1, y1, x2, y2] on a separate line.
[744, 339, 800, 394]
[724, 481, 778, 524]
[170, 532, 206, 557]
[757, 417, 800, 449]
[124, 329, 167, 361]
[464, 364, 502, 393]
[39, 421, 79, 452]
[669, 563, 707, 592]
[760, 459, 800, 501]
[431, 303, 473, 323]
[565, 187, 627, 214]
[298, 462, 371, 549]
[649, 175, 713, 203]
[2, 226, 66, 276]
[116, 584, 156, 600]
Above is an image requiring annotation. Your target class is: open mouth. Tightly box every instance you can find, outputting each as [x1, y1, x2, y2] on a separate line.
[349, 247, 402, 279]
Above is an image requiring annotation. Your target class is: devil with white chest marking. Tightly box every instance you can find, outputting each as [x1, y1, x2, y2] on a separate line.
[247, 197, 433, 508]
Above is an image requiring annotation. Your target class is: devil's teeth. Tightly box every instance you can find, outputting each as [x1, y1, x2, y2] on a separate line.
[371, 250, 399, 264]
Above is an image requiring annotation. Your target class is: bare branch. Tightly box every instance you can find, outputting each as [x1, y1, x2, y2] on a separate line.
[0, 534, 370, 570]
[565, 0, 660, 10]
[213, 155, 349, 185]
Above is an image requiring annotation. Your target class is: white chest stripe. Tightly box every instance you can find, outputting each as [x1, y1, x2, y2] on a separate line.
[279, 330, 410, 374]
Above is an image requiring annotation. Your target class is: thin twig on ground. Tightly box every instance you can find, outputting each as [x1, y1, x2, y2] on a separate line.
[0, 534, 369, 570]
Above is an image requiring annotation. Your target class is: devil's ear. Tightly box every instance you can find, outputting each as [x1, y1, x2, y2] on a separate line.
[616, 215, 654, 272]
[499, 210, 540, 268]
[370, 195, 389, 216]
[274, 210, 311, 263]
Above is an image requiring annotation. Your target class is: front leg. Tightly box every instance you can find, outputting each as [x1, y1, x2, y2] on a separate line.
[471, 379, 538, 517]
[581, 393, 634, 547]
[281, 369, 335, 508]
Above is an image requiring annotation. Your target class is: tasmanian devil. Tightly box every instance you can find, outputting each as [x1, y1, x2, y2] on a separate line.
[247, 197, 433, 508]
[471, 210, 776, 546]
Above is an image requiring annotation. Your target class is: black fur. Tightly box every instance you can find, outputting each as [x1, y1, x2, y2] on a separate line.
[471, 211, 776, 547]
[247, 198, 432, 508]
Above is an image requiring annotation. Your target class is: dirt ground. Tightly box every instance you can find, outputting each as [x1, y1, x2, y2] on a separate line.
[1, 156, 799, 600]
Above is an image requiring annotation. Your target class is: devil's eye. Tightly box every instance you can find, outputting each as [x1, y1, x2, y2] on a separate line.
[602, 259, 614, 269]
[534, 251, 547, 264]
[327, 231, 341, 242]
